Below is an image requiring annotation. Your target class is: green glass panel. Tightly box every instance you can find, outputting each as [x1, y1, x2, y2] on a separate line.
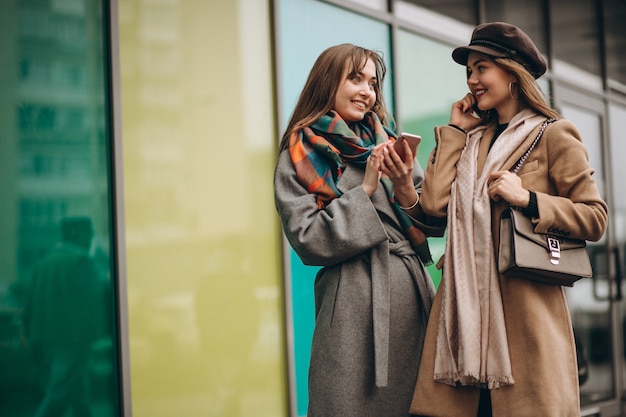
[396, 30, 469, 287]
[0, 1, 121, 416]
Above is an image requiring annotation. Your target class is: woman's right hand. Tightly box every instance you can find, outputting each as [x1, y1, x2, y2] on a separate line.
[450, 93, 481, 132]
[362, 143, 386, 196]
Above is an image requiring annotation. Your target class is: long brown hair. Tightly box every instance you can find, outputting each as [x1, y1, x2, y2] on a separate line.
[278, 44, 391, 152]
[477, 57, 561, 124]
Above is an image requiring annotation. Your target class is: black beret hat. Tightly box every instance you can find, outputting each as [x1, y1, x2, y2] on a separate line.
[452, 22, 547, 79]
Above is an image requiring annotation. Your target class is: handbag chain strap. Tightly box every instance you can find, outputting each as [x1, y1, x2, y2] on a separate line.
[510, 118, 558, 174]
[508, 117, 559, 263]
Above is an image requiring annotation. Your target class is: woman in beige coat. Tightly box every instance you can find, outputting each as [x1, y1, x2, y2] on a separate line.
[409, 23, 608, 417]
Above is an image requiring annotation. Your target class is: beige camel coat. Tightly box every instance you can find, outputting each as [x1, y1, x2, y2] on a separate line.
[410, 119, 608, 417]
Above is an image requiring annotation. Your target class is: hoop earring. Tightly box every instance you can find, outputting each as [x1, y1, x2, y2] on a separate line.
[509, 82, 518, 99]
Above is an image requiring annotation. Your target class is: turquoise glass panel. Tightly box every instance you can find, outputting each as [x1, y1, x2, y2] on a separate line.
[278, 0, 391, 415]
[0, 1, 121, 416]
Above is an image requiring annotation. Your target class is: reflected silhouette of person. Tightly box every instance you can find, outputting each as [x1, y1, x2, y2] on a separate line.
[23, 217, 103, 417]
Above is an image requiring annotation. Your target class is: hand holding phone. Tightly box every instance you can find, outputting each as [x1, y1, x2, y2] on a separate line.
[394, 132, 421, 160]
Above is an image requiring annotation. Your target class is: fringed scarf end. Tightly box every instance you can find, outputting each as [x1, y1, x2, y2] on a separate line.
[486, 375, 515, 389]
[434, 372, 515, 389]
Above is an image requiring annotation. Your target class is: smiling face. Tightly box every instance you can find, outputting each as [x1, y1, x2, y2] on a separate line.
[466, 51, 520, 122]
[333, 58, 377, 123]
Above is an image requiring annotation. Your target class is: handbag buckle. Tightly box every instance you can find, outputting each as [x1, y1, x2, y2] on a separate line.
[548, 236, 561, 265]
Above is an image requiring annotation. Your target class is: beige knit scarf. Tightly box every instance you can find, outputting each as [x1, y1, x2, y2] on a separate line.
[434, 109, 546, 388]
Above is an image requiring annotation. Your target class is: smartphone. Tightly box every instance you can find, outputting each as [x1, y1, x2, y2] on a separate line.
[472, 94, 485, 118]
[472, 101, 483, 117]
[394, 132, 422, 160]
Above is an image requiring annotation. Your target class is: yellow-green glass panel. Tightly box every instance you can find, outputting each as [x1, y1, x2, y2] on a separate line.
[118, 1, 287, 416]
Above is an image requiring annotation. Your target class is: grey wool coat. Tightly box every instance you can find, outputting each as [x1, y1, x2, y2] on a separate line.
[274, 149, 437, 417]
[410, 119, 608, 417]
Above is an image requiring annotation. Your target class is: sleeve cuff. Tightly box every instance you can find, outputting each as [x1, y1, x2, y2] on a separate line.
[448, 124, 467, 134]
[521, 191, 539, 218]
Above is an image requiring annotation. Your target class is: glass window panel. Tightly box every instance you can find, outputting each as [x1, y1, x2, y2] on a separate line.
[604, 0, 626, 85]
[395, 30, 468, 288]
[484, 0, 547, 56]
[551, 0, 602, 76]
[609, 104, 626, 244]
[559, 105, 605, 196]
[608, 103, 626, 405]
[278, 0, 391, 414]
[340, 0, 388, 11]
[400, 0, 476, 24]
[0, 1, 121, 416]
[561, 102, 612, 405]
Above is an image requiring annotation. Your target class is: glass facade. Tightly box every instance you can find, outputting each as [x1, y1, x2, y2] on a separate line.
[0, 0, 121, 416]
[2, 0, 626, 416]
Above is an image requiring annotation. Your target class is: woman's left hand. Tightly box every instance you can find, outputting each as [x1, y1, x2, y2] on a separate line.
[487, 170, 530, 206]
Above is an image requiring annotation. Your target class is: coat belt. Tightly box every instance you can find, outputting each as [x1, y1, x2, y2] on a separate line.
[371, 239, 424, 387]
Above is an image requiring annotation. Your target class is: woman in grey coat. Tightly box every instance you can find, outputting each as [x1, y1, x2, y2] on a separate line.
[274, 43, 438, 417]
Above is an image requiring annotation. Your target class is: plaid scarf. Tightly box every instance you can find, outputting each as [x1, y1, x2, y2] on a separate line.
[288, 110, 432, 265]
